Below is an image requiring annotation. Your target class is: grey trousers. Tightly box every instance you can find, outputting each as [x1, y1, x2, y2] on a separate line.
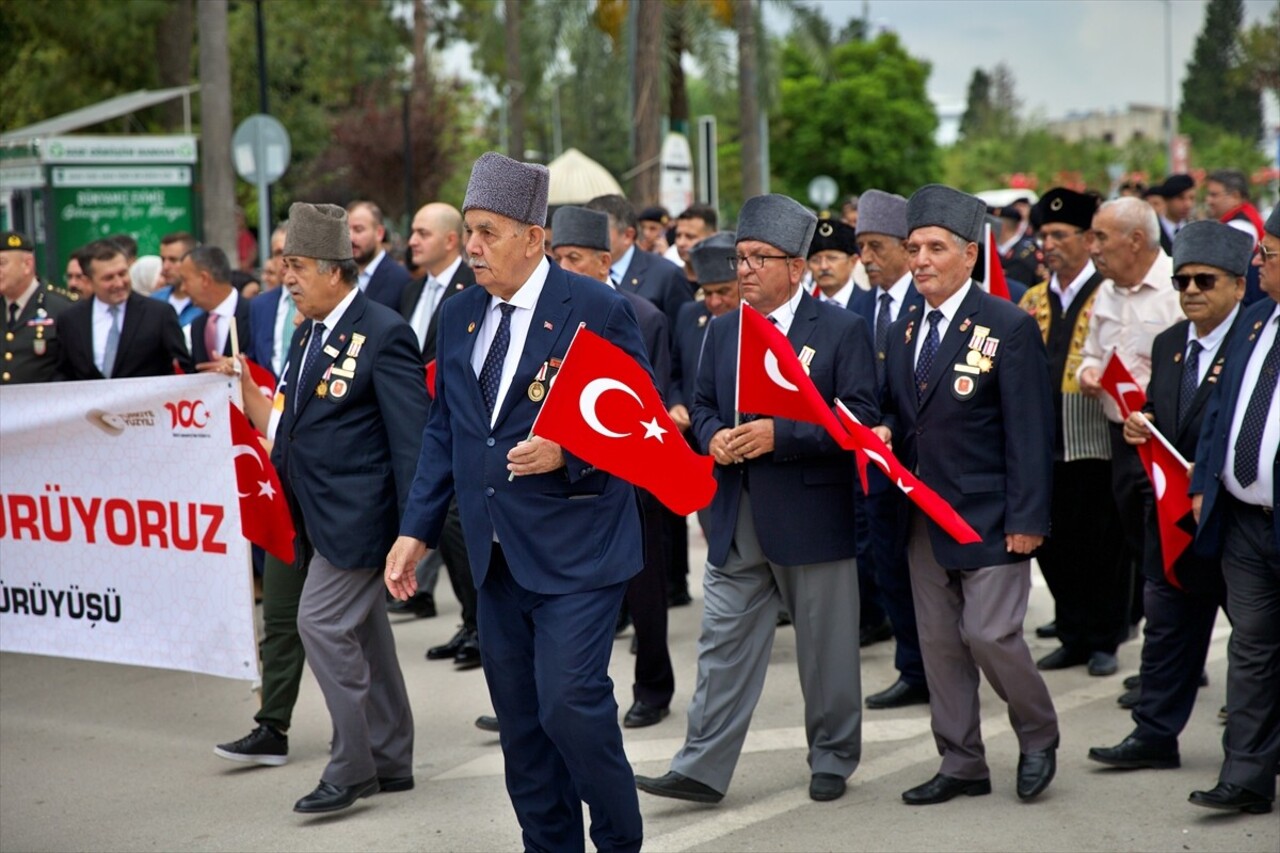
[907, 513, 1058, 780]
[297, 553, 414, 786]
[671, 493, 862, 794]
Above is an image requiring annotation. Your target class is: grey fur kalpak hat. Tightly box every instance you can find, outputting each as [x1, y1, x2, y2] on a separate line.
[690, 232, 738, 285]
[1266, 203, 1280, 239]
[283, 203, 352, 260]
[1172, 220, 1255, 278]
[856, 190, 909, 239]
[550, 206, 610, 252]
[462, 151, 550, 227]
[907, 184, 986, 244]
[736, 194, 818, 257]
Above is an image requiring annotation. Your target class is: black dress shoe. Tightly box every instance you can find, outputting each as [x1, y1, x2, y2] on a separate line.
[866, 679, 930, 709]
[1088, 651, 1118, 677]
[426, 626, 468, 660]
[1198, 670, 1209, 687]
[1123, 673, 1141, 690]
[1188, 783, 1273, 814]
[377, 775, 414, 793]
[293, 777, 379, 813]
[388, 592, 436, 618]
[668, 588, 693, 607]
[859, 618, 893, 647]
[1036, 646, 1089, 671]
[453, 629, 481, 670]
[902, 773, 991, 805]
[635, 771, 723, 804]
[1016, 745, 1056, 800]
[1116, 686, 1141, 709]
[809, 773, 846, 802]
[1035, 620, 1057, 639]
[777, 610, 792, 627]
[623, 701, 670, 728]
[1088, 735, 1180, 769]
[475, 715, 499, 733]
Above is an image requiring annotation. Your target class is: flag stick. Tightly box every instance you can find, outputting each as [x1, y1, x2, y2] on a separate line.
[1136, 416, 1191, 470]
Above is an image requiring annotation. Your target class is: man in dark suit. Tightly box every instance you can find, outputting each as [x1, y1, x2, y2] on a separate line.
[848, 190, 929, 709]
[386, 153, 650, 853]
[56, 239, 192, 380]
[586, 194, 692, 329]
[1, 231, 73, 384]
[247, 225, 296, 380]
[348, 200, 411, 310]
[880, 184, 1058, 805]
[636, 194, 879, 805]
[394, 201, 480, 657]
[1089, 221, 1248, 771]
[177, 247, 252, 365]
[271, 203, 427, 815]
[1188, 205, 1280, 817]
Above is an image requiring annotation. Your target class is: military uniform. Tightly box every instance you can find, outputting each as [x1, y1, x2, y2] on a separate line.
[3, 283, 73, 384]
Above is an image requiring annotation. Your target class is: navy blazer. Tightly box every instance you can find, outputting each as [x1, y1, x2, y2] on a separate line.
[364, 254, 412, 311]
[189, 292, 253, 363]
[670, 300, 711, 411]
[1192, 298, 1280, 553]
[271, 290, 429, 570]
[881, 284, 1054, 569]
[621, 289, 670, 401]
[617, 246, 693, 331]
[56, 292, 193, 380]
[398, 261, 477, 362]
[399, 263, 653, 595]
[692, 290, 879, 567]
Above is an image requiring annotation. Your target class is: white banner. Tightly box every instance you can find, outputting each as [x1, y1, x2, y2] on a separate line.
[0, 374, 259, 681]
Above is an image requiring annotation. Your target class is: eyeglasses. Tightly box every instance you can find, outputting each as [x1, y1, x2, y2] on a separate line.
[1171, 273, 1226, 292]
[1257, 244, 1278, 262]
[732, 253, 791, 270]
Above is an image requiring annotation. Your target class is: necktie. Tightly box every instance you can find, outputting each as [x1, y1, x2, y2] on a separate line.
[102, 305, 121, 378]
[1177, 339, 1202, 430]
[204, 313, 221, 360]
[479, 303, 515, 418]
[1233, 323, 1280, 487]
[915, 310, 942, 403]
[295, 322, 326, 413]
[7, 302, 19, 331]
[875, 292, 893, 381]
[416, 278, 441, 348]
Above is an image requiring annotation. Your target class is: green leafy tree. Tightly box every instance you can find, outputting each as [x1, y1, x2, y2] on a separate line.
[1179, 0, 1263, 142]
[770, 31, 938, 200]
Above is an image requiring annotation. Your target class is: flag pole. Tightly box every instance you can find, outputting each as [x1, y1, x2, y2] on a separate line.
[1137, 416, 1192, 470]
[733, 302, 744, 429]
[983, 221, 991, 293]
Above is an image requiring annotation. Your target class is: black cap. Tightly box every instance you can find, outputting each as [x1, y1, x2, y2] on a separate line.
[637, 206, 670, 225]
[1, 231, 34, 252]
[806, 219, 858, 258]
[989, 206, 1021, 223]
[1160, 174, 1195, 197]
[1031, 188, 1097, 231]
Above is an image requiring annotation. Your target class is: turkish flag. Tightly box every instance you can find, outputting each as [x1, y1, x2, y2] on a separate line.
[1098, 352, 1148, 418]
[834, 400, 983, 545]
[737, 305, 849, 444]
[985, 224, 1012, 300]
[229, 403, 296, 564]
[1135, 435, 1193, 588]
[532, 328, 717, 516]
[425, 359, 437, 400]
[243, 357, 277, 402]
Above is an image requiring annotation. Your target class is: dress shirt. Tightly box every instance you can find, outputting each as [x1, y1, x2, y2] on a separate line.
[272, 288, 296, 376]
[610, 245, 636, 286]
[765, 283, 806, 336]
[1184, 304, 1239, 385]
[314, 286, 360, 348]
[4, 279, 40, 322]
[204, 289, 238, 358]
[1224, 304, 1280, 508]
[1159, 216, 1179, 245]
[408, 255, 464, 349]
[470, 257, 550, 428]
[819, 280, 854, 309]
[92, 297, 128, 374]
[168, 291, 192, 321]
[914, 281, 973, 367]
[1077, 252, 1182, 422]
[357, 250, 387, 293]
[874, 272, 914, 328]
[1049, 260, 1097, 313]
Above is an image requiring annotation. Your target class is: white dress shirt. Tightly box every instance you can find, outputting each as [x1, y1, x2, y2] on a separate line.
[313, 286, 360, 348]
[471, 256, 550, 428]
[819, 280, 854, 309]
[1224, 304, 1280, 508]
[766, 283, 806, 336]
[92, 297, 128, 374]
[914, 281, 973, 367]
[1049, 260, 1097, 313]
[875, 272, 914, 328]
[357, 250, 387, 293]
[204, 289, 238, 357]
[1184, 304, 1239, 385]
[409, 255, 464, 350]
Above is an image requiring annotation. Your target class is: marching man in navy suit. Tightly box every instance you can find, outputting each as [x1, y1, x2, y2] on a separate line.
[387, 153, 651, 853]
[635, 193, 879, 805]
[1188, 203, 1280, 816]
[879, 184, 1059, 805]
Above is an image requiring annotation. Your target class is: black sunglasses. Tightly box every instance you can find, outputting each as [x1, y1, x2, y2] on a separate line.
[1171, 273, 1226, 292]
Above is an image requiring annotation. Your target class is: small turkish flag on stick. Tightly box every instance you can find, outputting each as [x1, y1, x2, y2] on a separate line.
[228, 402, 295, 564]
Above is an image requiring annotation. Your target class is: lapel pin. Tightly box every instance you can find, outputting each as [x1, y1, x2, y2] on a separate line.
[959, 318, 972, 333]
[1174, 352, 1182, 363]
[544, 320, 554, 331]
[468, 322, 476, 334]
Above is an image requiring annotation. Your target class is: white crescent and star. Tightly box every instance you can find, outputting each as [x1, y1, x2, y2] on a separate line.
[579, 378, 666, 442]
[233, 444, 264, 499]
[763, 350, 799, 392]
[1150, 460, 1167, 500]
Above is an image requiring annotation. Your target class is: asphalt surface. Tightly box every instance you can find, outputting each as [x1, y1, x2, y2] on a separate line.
[2, 526, 1276, 853]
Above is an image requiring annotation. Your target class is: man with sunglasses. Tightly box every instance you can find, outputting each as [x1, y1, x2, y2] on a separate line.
[1187, 204, 1280, 816]
[1088, 220, 1248, 774]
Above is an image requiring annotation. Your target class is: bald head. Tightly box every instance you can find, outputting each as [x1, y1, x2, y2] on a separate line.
[409, 202, 465, 276]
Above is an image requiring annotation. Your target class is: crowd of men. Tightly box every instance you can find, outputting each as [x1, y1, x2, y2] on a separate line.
[2, 158, 1277, 848]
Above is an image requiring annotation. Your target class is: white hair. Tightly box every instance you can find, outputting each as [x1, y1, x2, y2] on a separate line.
[1099, 197, 1160, 250]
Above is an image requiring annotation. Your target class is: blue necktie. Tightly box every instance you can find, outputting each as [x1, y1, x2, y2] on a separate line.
[1177, 339, 1202, 431]
[1233, 324, 1280, 487]
[295, 322, 325, 413]
[479, 303, 515, 418]
[875, 292, 893, 382]
[915, 310, 942, 403]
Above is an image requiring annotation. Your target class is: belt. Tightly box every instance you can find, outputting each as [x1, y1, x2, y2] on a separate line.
[1226, 493, 1274, 517]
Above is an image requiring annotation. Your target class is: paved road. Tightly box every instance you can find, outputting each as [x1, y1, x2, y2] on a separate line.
[1, 528, 1275, 852]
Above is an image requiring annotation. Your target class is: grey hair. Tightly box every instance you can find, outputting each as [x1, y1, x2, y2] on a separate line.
[316, 257, 359, 285]
[1099, 197, 1160, 251]
[1206, 169, 1249, 201]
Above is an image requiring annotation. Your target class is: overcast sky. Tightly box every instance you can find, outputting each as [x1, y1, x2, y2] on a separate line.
[770, 0, 1278, 120]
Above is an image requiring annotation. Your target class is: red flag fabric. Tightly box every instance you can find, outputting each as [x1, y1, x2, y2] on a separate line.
[424, 359, 437, 400]
[1135, 436, 1193, 588]
[242, 357, 276, 401]
[228, 402, 295, 564]
[834, 401, 983, 545]
[532, 328, 717, 515]
[985, 225, 1012, 300]
[1098, 352, 1148, 418]
[737, 305, 849, 443]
